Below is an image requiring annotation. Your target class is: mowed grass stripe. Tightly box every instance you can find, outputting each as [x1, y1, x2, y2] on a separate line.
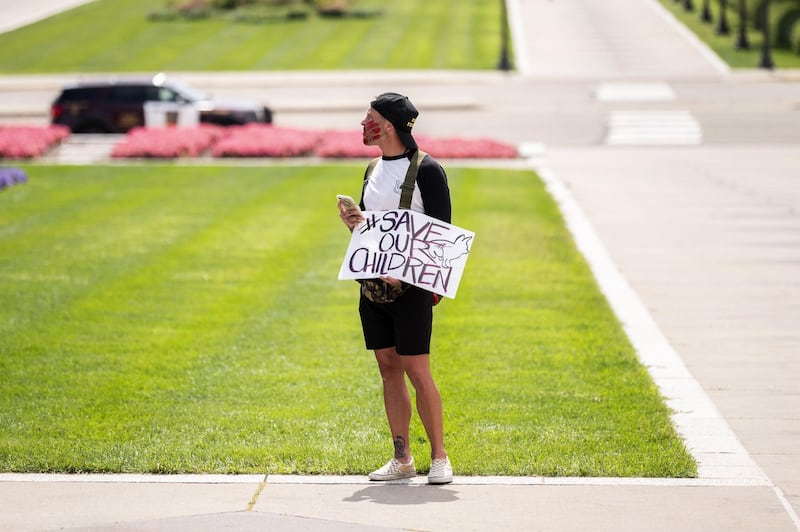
[164, 24, 269, 71]
[0, 0, 504, 72]
[88, 21, 226, 71]
[2, 164, 342, 365]
[0, 164, 695, 477]
[10, 1, 161, 71]
[0, 167, 204, 265]
[0, 167, 292, 335]
[1, 165, 370, 473]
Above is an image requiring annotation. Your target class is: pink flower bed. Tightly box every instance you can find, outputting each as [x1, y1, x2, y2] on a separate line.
[315, 130, 381, 159]
[314, 131, 518, 159]
[212, 124, 321, 158]
[0, 125, 70, 159]
[417, 136, 518, 159]
[111, 125, 223, 158]
[111, 125, 519, 160]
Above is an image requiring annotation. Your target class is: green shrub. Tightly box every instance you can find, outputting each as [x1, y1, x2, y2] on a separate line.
[775, 5, 800, 48]
[658, 0, 800, 66]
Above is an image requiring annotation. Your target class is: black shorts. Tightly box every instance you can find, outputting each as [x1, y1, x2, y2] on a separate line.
[359, 286, 434, 356]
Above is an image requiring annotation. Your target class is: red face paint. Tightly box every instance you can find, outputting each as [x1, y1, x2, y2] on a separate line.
[362, 118, 382, 145]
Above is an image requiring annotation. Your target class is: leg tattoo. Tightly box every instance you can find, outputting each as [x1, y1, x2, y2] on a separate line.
[393, 436, 406, 460]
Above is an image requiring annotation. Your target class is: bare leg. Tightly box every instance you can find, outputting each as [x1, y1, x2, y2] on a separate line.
[374, 347, 412, 462]
[400, 354, 447, 460]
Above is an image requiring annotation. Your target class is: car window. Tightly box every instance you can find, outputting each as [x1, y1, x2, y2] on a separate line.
[167, 81, 206, 102]
[110, 86, 150, 103]
[158, 87, 181, 102]
[58, 88, 99, 101]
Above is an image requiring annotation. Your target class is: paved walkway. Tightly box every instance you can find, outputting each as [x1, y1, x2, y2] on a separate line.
[0, 0, 96, 34]
[540, 145, 800, 527]
[509, 0, 729, 78]
[1, 1, 800, 531]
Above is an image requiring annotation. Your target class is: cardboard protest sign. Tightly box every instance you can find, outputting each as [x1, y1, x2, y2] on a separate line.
[338, 210, 474, 299]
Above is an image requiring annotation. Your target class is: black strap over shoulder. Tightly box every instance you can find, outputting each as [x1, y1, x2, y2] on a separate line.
[398, 149, 426, 209]
[361, 157, 380, 207]
[365, 157, 380, 181]
[361, 150, 428, 210]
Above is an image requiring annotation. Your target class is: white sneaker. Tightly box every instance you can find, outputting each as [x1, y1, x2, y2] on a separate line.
[369, 457, 416, 481]
[428, 456, 453, 484]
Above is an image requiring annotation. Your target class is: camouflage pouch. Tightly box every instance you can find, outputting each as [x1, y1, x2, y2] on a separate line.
[360, 279, 408, 304]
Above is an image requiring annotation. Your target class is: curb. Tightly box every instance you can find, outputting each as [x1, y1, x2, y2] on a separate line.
[0, 473, 773, 487]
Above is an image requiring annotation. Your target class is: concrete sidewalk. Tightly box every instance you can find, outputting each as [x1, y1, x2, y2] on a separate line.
[541, 145, 800, 520]
[0, 0, 96, 35]
[0, 474, 794, 531]
[508, 0, 728, 79]
[1, 0, 800, 531]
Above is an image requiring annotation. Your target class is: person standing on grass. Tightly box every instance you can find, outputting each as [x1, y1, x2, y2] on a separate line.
[338, 92, 453, 485]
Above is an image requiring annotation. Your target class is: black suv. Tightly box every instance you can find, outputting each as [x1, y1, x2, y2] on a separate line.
[51, 74, 273, 133]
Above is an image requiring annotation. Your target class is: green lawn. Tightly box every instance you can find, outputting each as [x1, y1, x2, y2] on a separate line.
[0, 0, 506, 72]
[658, 0, 800, 69]
[0, 164, 696, 477]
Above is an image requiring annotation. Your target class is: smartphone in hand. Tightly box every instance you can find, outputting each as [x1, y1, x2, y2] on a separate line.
[337, 194, 360, 211]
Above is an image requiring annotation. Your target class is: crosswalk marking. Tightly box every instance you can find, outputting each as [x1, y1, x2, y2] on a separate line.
[606, 110, 702, 145]
[595, 82, 676, 102]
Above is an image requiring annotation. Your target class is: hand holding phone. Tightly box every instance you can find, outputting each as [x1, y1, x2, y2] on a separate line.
[337, 194, 360, 212]
[337, 194, 364, 232]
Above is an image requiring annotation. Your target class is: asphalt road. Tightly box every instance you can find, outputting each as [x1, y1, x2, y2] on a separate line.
[1, 70, 799, 148]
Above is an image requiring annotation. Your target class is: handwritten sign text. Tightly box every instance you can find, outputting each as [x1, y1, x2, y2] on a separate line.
[339, 210, 474, 299]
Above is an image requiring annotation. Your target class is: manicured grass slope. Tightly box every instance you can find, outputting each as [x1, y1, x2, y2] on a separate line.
[0, 0, 504, 72]
[0, 164, 695, 477]
[658, 0, 800, 69]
